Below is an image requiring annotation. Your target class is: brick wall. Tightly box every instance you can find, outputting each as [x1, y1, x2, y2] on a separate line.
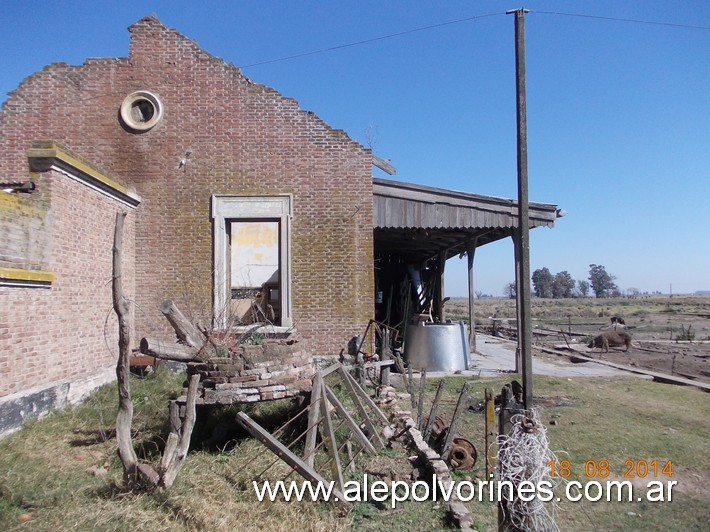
[0, 15, 375, 358]
[0, 164, 136, 405]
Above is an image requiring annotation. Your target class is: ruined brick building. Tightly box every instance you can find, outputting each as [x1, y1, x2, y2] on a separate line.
[0, 16, 559, 434]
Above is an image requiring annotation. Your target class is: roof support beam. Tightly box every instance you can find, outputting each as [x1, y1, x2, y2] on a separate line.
[466, 237, 478, 352]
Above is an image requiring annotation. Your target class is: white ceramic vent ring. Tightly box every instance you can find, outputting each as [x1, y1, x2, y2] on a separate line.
[120, 91, 163, 132]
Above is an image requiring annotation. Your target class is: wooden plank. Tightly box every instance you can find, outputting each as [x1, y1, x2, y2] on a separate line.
[336, 367, 385, 449]
[373, 155, 396, 175]
[324, 385, 377, 455]
[569, 355, 710, 392]
[304, 372, 323, 467]
[236, 412, 345, 501]
[319, 380, 344, 492]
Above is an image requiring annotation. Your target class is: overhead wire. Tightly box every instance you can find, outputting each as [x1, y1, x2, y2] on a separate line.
[531, 10, 710, 31]
[238, 9, 709, 70]
[238, 12, 505, 68]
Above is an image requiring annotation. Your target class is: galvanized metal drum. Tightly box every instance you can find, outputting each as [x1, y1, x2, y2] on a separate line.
[404, 321, 470, 372]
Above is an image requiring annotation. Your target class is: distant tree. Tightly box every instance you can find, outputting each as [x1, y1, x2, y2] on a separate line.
[475, 290, 483, 299]
[552, 271, 575, 298]
[588, 264, 618, 298]
[576, 280, 590, 298]
[627, 287, 640, 298]
[504, 282, 517, 299]
[532, 267, 554, 298]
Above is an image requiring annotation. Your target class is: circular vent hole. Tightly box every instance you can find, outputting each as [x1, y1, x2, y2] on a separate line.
[120, 91, 163, 132]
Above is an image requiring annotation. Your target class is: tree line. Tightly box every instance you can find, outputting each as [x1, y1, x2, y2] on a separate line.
[504, 264, 620, 299]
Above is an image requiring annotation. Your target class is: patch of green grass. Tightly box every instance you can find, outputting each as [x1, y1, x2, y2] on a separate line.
[1, 365, 708, 531]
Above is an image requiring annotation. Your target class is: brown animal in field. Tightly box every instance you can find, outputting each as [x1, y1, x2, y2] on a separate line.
[610, 316, 626, 326]
[588, 331, 631, 353]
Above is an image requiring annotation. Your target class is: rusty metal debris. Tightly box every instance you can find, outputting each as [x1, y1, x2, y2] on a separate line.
[448, 437, 477, 470]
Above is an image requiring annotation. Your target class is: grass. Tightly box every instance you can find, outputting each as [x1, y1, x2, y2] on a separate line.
[1, 367, 708, 531]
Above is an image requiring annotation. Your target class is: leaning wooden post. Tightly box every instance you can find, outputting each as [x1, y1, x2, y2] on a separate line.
[441, 381, 471, 459]
[416, 370, 427, 431]
[423, 379, 446, 441]
[484, 387, 497, 479]
[159, 373, 200, 489]
[380, 329, 391, 386]
[304, 372, 323, 467]
[112, 211, 138, 486]
[319, 379, 344, 492]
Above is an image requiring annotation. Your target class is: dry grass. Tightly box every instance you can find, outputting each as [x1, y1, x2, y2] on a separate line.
[1, 365, 708, 530]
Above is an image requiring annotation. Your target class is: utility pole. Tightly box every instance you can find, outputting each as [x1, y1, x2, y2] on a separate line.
[507, 7, 533, 410]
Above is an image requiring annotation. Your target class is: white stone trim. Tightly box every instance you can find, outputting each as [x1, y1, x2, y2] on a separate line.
[211, 195, 293, 329]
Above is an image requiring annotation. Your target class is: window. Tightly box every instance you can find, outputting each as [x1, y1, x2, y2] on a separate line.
[211, 195, 292, 329]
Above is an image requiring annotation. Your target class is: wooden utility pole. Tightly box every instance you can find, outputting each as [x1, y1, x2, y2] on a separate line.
[508, 7, 533, 410]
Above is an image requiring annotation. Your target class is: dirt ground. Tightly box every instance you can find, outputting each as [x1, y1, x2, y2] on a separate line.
[446, 294, 710, 384]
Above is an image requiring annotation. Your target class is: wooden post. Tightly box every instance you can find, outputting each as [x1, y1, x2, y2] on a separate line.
[441, 381, 471, 459]
[319, 380, 344, 492]
[416, 370, 427, 431]
[304, 372, 323, 466]
[484, 388, 497, 479]
[509, 6, 533, 410]
[112, 212, 138, 486]
[408, 363, 419, 414]
[381, 329, 391, 386]
[435, 251, 446, 321]
[467, 238, 478, 352]
[423, 379, 446, 441]
[160, 373, 200, 489]
[497, 383, 518, 530]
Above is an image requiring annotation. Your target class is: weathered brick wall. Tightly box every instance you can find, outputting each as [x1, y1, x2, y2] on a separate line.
[0, 167, 136, 399]
[0, 16, 374, 357]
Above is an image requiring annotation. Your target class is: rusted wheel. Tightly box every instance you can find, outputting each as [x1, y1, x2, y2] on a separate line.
[448, 438, 477, 470]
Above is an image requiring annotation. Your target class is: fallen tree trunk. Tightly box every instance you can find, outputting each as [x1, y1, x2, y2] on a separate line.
[139, 337, 203, 362]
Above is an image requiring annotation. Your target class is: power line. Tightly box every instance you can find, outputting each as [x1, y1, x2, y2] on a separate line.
[237, 9, 709, 70]
[532, 10, 710, 31]
[238, 12, 505, 68]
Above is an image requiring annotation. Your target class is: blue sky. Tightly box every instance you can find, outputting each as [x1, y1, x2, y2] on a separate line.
[1, 1, 708, 296]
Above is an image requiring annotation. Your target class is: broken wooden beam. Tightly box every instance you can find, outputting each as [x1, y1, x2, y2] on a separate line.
[160, 299, 205, 348]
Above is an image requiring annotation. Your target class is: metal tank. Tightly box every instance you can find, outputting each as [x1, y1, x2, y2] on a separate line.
[404, 321, 470, 372]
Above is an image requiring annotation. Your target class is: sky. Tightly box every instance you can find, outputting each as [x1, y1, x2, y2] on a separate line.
[1, 1, 708, 297]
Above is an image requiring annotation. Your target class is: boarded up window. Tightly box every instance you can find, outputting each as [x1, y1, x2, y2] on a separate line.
[230, 221, 279, 289]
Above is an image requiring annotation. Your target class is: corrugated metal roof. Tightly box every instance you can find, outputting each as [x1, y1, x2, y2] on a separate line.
[373, 177, 557, 230]
[372, 177, 560, 263]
